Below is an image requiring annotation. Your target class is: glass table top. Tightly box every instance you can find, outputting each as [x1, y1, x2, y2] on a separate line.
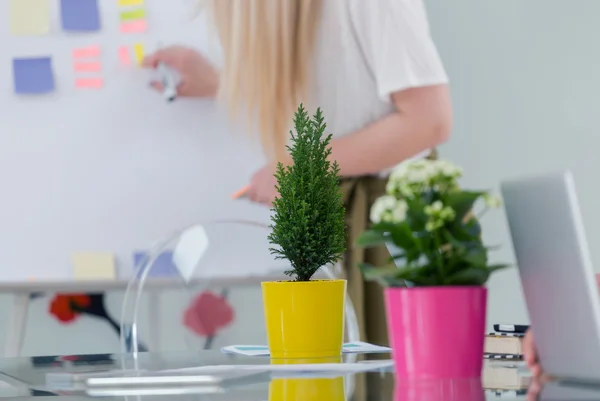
[0, 351, 593, 400]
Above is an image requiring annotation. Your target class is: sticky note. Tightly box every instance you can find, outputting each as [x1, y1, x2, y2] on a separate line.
[72, 46, 101, 59]
[120, 9, 146, 21]
[133, 251, 179, 278]
[71, 252, 116, 280]
[120, 20, 147, 34]
[13, 57, 55, 95]
[10, 0, 50, 36]
[60, 0, 101, 32]
[73, 62, 102, 73]
[75, 78, 104, 89]
[118, 0, 144, 6]
[118, 46, 131, 66]
[133, 44, 145, 65]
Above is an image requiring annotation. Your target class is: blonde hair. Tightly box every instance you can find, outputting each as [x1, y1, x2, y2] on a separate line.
[204, 0, 321, 161]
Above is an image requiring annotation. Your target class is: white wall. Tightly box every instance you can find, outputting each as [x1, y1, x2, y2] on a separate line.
[427, 0, 600, 329]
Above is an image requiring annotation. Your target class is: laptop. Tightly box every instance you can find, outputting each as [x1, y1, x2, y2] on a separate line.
[501, 170, 600, 382]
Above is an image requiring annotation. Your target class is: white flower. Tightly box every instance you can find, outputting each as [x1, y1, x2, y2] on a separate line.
[370, 195, 398, 224]
[439, 207, 456, 221]
[370, 195, 408, 224]
[424, 200, 444, 215]
[386, 159, 464, 198]
[387, 160, 435, 195]
[391, 199, 408, 223]
[386, 179, 413, 197]
[433, 160, 463, 179]
[406, 168, 430, 184]
[389, 161, 410, 181]
[483, 193, 502, 208]
[410, 159, 431, 170]
[424, 200, 455, 232]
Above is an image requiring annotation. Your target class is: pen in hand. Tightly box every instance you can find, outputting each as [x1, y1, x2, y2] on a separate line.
[154, 42, 179, 102]
[231, 185, 250, 200]
[157, 62, 178, 102]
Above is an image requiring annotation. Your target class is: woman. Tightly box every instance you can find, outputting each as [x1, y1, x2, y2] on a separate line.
[144, 0, 451, 368]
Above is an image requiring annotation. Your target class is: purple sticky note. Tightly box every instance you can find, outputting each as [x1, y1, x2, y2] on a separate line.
[13, 57, 55, 94]
[134, 251, 179, 278]
[60, 0, 101, 32]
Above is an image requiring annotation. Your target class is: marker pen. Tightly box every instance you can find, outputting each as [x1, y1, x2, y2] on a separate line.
[155, 42, 178, 102]
[157, 61, 178, 102]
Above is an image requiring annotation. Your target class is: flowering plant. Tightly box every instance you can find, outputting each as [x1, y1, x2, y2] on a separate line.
[357, 159, 509, 287]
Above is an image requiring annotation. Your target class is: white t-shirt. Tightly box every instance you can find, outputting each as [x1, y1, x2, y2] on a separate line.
[308, 0, 448, 149]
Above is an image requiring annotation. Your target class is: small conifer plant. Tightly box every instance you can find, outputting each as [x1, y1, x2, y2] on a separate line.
[268, 105, 346, 282]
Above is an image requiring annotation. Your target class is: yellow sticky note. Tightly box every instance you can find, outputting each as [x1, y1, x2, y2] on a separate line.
[72, 252, 116, 280]
[10, 0, 50, 36]
[133, 43, 145, 65]
[118, 0, 144, 6]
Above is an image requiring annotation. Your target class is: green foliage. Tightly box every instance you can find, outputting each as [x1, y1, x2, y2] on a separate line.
[357, 159, 510, 287]
[268, 105, 346, 281]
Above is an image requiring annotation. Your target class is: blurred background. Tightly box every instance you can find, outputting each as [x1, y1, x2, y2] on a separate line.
[2, 0, 599, 356]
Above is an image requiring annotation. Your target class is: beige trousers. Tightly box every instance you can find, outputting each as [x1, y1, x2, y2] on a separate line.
[340, 176, 391, 401]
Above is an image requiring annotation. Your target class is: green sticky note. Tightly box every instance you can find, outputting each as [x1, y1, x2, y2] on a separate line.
[120, 9, 146, 21]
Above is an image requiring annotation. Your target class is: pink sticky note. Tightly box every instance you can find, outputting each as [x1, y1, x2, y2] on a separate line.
[118, 46, 131, 66]
[120, 20, 147, 33]
[75, 78, 103, 89]
[72, 46, 101, 59]
[73, 61, 102, 72]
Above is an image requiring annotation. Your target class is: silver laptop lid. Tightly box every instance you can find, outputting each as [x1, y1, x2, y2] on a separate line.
[501, 171, 600, 380]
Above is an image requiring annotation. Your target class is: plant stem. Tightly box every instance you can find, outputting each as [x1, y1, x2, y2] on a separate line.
[433, 231, 445, 282]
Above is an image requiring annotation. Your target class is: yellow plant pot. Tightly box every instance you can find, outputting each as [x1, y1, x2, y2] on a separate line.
[269, 358, 345, 401]
[269, 376, 346, 401]
[262, 279, 346, 359]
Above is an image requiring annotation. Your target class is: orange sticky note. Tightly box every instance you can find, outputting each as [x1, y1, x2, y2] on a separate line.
[118, 46, 131, 66]
[73, 61, 102, 72]
[75, 78, 104, 89]
[120, 20, 147, 33]
[72, 46, 101, 59]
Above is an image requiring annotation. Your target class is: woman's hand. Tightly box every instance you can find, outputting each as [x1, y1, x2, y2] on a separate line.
[142, 46, 219, 98]
[247, 163, 279, 207]
[524, 329, 542, 377]
[526, 374, 554, 401]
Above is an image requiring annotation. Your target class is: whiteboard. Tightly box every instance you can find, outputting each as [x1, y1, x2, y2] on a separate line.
[0, 0, 270, 281]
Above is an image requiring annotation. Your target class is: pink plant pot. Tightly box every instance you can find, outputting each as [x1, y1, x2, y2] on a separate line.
[394, 378, 485, 401]
[385, 286, 487, 380]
